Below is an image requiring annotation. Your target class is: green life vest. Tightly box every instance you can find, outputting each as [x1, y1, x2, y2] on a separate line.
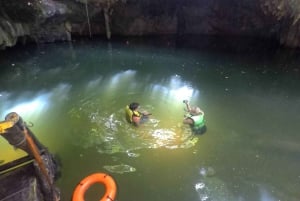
[190, 114, 205, 130]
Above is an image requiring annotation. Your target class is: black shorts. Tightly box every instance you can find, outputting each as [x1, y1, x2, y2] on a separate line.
[140, 115, 149, 124]
[192, 125, 207, 135]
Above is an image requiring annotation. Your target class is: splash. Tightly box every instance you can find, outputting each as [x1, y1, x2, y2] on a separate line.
[70, 105, 198, 154]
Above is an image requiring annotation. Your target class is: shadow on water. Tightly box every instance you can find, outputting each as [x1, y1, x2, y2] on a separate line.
[1, 35, 300, 201]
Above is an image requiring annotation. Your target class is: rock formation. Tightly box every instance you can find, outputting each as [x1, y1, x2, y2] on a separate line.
[1, 0, 300, 49]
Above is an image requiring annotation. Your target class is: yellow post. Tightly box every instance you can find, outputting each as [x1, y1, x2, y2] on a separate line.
[0, 121, 14, 134]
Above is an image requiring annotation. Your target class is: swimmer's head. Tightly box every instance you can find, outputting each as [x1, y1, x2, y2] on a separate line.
[190, 107, 201, 115]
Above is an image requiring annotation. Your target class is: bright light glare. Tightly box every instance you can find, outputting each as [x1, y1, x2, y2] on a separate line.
[105, 70, 137, 91]
[167, 75, 198, 102]
[3, 93, 50, 120]
[145, 74, 199, 106]
[86, 76, 103, 89]
[259, 187, 277, 201]
[169, 86, 194, 101]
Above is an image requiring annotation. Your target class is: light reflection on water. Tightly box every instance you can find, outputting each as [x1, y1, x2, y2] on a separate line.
[67, 70, 199, 155]
[0, 39, 300, 201]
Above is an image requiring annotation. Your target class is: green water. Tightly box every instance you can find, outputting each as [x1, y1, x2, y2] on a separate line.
[1, 36, 300, 201]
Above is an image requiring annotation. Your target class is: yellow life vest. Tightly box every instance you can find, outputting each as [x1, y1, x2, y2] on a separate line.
[125, 105, 141, 123]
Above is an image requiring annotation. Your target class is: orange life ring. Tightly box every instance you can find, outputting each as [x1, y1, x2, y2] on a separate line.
[72, 173, 117, 201]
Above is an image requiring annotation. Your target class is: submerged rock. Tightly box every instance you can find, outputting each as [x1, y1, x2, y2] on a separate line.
[103, 164, 136, 174]
[199, 166, 216, 177]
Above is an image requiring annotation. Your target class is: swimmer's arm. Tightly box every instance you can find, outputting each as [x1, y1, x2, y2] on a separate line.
[138, 110, 151, 116]
[184, 101, 192, 112]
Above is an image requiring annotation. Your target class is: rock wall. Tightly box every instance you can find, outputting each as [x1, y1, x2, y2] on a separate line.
[0, 0, 300, 49]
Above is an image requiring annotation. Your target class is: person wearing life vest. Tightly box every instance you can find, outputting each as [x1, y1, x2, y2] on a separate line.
[183, 100, 207, 134]
[125, 102, 151, 126]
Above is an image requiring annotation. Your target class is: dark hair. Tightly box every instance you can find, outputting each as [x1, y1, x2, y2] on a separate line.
[129, 102, 139, 110]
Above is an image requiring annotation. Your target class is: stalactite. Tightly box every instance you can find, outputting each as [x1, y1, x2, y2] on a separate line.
[103, 0, 113, 40]
[104, 7, 111, 39]
[64, 21, 72, 41]
[85, 0, 92, 38]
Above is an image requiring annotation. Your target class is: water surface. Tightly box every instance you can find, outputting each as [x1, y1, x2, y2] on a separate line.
[0, 36, 300, 201]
